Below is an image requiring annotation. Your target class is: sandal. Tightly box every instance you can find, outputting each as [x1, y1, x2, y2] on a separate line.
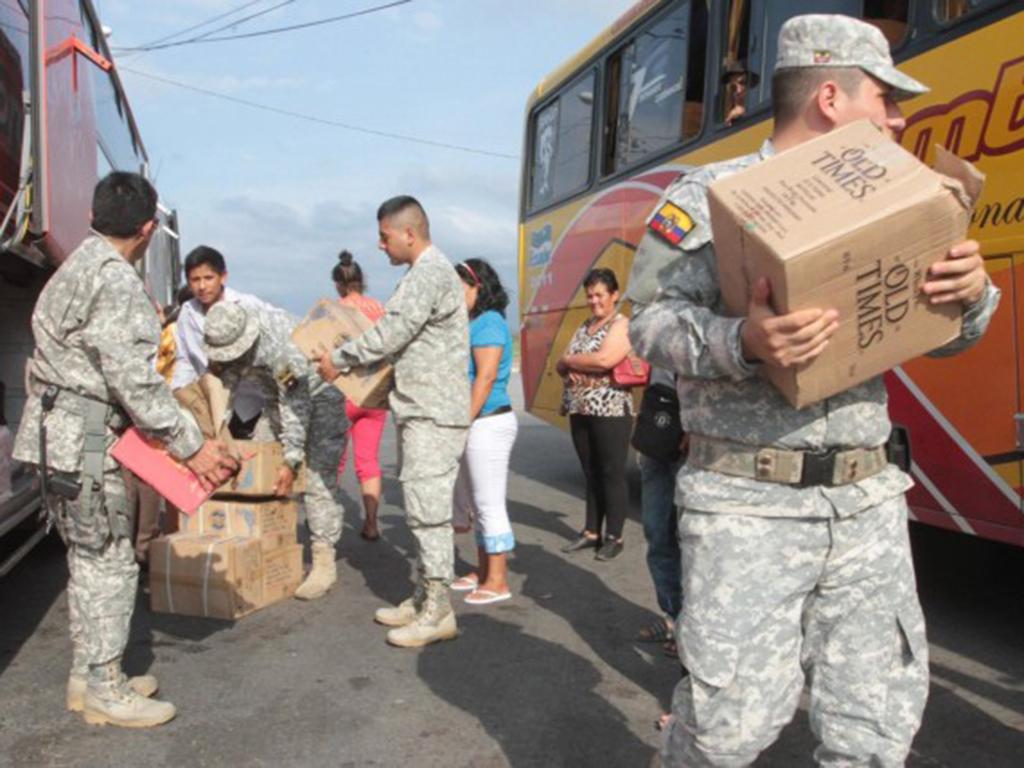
[451, 574, 480, 592]
[662, 638, 678, 658]
[636, 618, 673, 644]
[464, 589, 511, 606]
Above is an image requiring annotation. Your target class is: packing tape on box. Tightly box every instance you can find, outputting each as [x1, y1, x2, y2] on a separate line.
[202, 539, 217, 617]
[162, 537, 234, 618]
[164, 541, 174, 614]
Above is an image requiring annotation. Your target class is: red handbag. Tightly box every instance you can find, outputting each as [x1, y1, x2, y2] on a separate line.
[611, 351, 651, 388]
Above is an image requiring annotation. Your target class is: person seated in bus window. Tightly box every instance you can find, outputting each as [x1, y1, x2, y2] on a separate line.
[722, 60, 759, 126]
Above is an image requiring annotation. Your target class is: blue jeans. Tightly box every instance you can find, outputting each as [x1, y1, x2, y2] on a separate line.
[638, 453, 681, 619]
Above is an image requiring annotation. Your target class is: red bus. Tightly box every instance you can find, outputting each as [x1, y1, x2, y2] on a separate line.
[0, 0, 181, 576]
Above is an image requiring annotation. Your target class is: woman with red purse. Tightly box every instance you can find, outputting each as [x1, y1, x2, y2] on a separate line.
[556, 268, 635, 561]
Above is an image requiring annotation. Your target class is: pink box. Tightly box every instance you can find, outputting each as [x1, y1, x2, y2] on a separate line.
[111, 428, 210, 515]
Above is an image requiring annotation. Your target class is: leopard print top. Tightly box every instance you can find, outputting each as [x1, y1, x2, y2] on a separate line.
[561, 314, 635, 418]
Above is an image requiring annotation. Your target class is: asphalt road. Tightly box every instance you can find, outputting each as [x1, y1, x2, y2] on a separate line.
[1, 380, 1022, 767]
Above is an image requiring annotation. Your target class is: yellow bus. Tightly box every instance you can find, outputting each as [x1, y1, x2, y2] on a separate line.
[517, 0, 1024, 546]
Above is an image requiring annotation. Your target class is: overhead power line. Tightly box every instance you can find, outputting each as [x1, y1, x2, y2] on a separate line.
[182, 0, 299, 44]
[131, 0, 273, 50]
[119, 66, 518, 161]
[115, 0, 411, 52]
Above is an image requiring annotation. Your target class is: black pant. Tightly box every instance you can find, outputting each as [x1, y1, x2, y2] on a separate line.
[569, 413, 632, 540]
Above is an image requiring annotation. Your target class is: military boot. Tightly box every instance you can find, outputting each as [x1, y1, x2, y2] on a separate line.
[67, 672, 159, 712]
[82, 661, 176, 728]
[294, 541, 337, 601]
[374, 579, 426, 627]
[386, 580, 457, 648]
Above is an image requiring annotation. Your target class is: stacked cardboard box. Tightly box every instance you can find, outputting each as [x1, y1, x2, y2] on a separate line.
[149, 379, 305, 620]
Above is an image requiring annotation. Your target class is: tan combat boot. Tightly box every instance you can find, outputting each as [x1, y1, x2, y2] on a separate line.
[386, 580, 458, 648]
[82, 661, 176, 728]
[67, 672, 159, 712]
[374, 580, 426, 627]
[294, 541, 337, 601]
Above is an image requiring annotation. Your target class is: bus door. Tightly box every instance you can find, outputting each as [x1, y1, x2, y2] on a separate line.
[888, 253, 1023, 545]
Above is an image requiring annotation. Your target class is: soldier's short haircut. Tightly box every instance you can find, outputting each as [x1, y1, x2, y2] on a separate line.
[377, 195, 430, 239]
[184, 245, 227, 276]
[771, 66, 866, 127]
[91, 171, 158, 238]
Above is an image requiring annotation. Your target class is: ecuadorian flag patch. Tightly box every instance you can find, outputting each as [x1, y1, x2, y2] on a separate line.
[649, 202, 694, 246]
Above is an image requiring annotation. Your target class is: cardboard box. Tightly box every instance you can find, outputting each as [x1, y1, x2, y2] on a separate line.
[291, 300, 393, 409]
[708, 119, 983, 408]
[180, 498, 298, 552]
[213, 440, 305, 498]
[149, 535, 303, 619]
[111, 428, 212, 515]
[150, 534, 264, 620]
[262, 544, 303, 604]
[174, 376, 235, 448]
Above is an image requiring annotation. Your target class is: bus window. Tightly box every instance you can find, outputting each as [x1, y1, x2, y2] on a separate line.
[602, 2, 702, 175]
[864, 1, 909, 48]
[935, 0, 998, 23]
[528, 71, 595, 211]
[77, 1, 144, 174]
[731, 0, 909, 114]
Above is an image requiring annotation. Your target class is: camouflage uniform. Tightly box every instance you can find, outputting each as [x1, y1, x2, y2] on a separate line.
[331, 244, 469, 583]
[628, 18, 1001, 766]
[212, 306, 349, 547]
[13, 233, 204, 678]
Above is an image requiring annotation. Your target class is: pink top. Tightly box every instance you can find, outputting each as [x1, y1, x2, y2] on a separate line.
[340, 292, 385, 323]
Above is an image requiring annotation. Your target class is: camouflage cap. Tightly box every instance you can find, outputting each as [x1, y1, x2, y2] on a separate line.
[203, 303, 259, 363]
[775, 14, 928, 101]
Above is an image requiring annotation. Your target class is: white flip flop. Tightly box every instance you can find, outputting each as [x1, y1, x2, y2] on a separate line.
[464, 589, 512, 606]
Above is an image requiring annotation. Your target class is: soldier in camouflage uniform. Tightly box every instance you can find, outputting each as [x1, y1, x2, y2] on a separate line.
[13, 172, 236, 728]
[317, 195, 469, 648]
[626, 16, 1001, 767]
[202, 301, 348, 601]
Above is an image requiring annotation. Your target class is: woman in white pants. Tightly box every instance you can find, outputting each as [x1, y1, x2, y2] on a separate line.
[451, 259, 518, 605]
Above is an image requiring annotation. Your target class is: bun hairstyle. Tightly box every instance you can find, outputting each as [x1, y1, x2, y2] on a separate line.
[332, 250, 365, 296]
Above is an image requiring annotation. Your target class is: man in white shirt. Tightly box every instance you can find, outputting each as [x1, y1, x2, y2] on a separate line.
[172, 246, 274, 431]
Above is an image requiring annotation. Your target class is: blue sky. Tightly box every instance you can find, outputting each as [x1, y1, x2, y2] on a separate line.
[95, 0, 633, 318]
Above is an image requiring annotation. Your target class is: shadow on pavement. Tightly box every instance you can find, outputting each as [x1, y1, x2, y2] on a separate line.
[0, 534, 66, 676]
[508, 528, 670, 711]
[417, 613, 656, 767]
[342, 474, 416, 607]
[905, 523, 1024, 766]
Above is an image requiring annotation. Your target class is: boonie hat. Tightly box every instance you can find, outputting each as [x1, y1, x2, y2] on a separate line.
[775, 14, 928, 101]
[204, 303, 259, 363]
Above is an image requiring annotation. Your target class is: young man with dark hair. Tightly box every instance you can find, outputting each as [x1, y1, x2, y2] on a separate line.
[89, 171, 158, 237]
[172, 244, 275, 434]
[627, 15, 999, 767]
[318, 195, 470, 648]
[13, 171, 237, 728]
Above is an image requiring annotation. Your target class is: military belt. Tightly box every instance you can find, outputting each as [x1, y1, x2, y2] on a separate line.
[32, 384, 128, 432]
[686, 435, 888, 488]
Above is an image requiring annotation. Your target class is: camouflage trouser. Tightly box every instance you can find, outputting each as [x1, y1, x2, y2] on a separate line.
[59, 467, 138, 676]
[303, 388, 349, 547]
[397, 419, 467, 584]
[663, 495, 928, 768]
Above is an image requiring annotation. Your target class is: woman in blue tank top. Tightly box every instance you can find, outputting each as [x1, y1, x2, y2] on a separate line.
[450, 258, 518, 605]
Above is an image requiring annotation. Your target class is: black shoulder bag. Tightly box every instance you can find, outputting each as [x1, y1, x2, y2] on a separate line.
[631, 382, 684, 464]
